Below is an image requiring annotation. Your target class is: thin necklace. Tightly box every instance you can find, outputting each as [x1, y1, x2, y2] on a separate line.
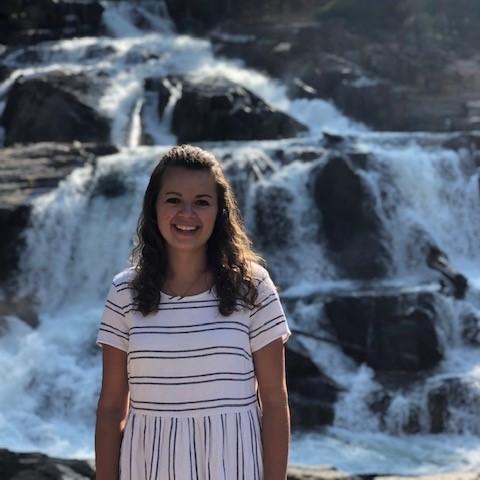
[163, 270, 207, 300]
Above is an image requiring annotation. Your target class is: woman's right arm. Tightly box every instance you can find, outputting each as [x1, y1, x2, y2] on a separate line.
[95, 344, 129, 480]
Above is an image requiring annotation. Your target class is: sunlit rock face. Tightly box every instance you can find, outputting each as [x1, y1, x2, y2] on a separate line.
[2, 74, 110, 146]
[143, 75, 307, 143]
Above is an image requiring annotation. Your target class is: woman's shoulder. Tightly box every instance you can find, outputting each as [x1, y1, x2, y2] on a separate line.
[111, 265, 137, 287]
[249, 261, 271, 286]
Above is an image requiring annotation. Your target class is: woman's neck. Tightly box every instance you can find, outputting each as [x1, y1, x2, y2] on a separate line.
[164, 248, 211, 294]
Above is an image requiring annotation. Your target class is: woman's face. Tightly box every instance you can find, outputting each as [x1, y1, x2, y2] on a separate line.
[155, 167, 219, 255]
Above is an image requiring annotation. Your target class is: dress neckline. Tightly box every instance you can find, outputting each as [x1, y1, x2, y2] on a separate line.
[160, 286, 215, 300]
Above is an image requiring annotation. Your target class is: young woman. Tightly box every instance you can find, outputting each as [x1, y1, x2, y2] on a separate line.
[95, 144, 291, 480]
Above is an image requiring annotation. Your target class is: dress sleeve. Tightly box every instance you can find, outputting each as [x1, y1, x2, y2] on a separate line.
[96, 280, 130, 352]
[249, 269, 291, 353]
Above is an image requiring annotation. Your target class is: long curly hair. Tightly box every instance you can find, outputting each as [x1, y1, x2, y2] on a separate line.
[130, 144, 264, 316]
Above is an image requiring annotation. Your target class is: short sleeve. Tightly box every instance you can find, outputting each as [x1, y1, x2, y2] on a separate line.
[96, 278, 131, 353]
[249, 268, 291, 353]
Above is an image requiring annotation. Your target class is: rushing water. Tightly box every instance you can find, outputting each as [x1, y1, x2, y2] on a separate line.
[1, 1, 480, 474]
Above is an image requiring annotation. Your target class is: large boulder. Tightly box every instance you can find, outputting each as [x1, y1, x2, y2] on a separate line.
[0, 0, 104, 45]
[143, 75, 307, 143]
[324, 288, 443, 372]
[286, 342, 342, 427]
[2, 74, 110, 146]
[312, 153, 391, 279]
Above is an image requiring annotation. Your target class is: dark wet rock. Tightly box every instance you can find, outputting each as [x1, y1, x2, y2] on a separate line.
[166, 75, 307, 142]
[144, 76, 175, 118]
[273, 146, 326, 164]
[312, 153, 392, 279]
[0, 0, 104, 45]
[164, 0, 228, 32]
[0, 448, 95, 479]
[254, 184, 294, 249]
[442, 132, 480, 153]
[461, 312, 480, 346]
[365, 383, 422, 434]
[427, 376, 480, 434]
[84, 44, 117, 61]
[92, 169, 132, 198]
[286, 341, 342, 427]
[0, 142, 117, 291]
[324, 288, 442, 372]
[220, 151, 276, 212]
[0, 296, 39, 329]
[322, 131, 346, 147]
[2, 74, 110, 145]
[0, 65, 12, 83]
[0, 204, 30, 290]
[426, 244, 468, 299]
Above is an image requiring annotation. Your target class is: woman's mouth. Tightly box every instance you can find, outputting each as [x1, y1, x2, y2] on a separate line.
[172, 224, 200, 235]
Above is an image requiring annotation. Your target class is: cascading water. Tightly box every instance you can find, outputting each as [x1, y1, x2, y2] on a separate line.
[1, 1, 480, 474]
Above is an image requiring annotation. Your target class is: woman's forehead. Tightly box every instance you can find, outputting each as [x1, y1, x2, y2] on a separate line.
[160, 167, 217, 193]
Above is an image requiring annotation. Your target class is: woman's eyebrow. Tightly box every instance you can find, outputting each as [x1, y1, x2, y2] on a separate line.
[164, 191, 213, 198]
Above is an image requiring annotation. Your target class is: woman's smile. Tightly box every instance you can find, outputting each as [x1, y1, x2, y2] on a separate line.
[156, 167, 218, 253]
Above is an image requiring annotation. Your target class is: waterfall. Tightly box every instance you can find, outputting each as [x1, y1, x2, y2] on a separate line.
[1, 1, 479, 474]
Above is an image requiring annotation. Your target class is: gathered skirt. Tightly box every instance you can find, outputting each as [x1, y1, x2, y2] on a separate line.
[119, 406, 264, 480]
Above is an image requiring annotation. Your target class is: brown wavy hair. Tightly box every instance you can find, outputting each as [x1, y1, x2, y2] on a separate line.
[130, 144, 264, 316]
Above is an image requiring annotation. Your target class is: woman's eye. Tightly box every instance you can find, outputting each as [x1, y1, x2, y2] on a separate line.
[196, 199, 210, 206]
[166, 197, 180, 204]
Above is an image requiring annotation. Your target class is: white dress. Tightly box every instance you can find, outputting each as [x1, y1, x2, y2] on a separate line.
[96, 263, 291, 480]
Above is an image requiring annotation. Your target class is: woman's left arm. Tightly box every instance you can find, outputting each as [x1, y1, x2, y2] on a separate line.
[253, 337, 290, 480]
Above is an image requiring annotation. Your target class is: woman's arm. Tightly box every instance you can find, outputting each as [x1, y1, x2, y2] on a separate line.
[253, 337, 290, 480]
[95, 344, 130, 480]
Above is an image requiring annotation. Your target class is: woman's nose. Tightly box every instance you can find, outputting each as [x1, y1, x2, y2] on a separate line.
[180, 202, 194, 215]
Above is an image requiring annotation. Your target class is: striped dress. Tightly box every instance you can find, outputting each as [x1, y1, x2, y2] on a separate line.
[96, 263, 291, 480]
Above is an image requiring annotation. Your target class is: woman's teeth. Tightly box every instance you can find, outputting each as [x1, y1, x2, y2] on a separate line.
[175, 225, 198, 231]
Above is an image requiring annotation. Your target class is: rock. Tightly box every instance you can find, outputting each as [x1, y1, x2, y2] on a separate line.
[2, 74, 110, 146]
[312, 153, 392, 279]
[442, 132, 480, 153]
[165, 75, 307, 143]
[204, 2, 480, 132]
[375, 474, 480, 480]
[324, 288, 443, 372]
[254, 184, 294, 249]
[0, 142, 118, 292]
[0, 65, 12, 83]
[427, 376, 480, 434]
[286, 342, 341, 427]
[220, 150, 277, 212]
[0, 0, 104, 45]
[144, 76, 176, 118]
[461, 312, 480, 346]
[0, 448, 95, 479]
[287, 464, 359, 480]
[164, 0, 225, 32]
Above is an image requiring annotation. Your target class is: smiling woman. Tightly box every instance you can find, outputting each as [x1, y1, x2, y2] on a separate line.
[156, 167, 218, 262]
[94, 144, 291, 480]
